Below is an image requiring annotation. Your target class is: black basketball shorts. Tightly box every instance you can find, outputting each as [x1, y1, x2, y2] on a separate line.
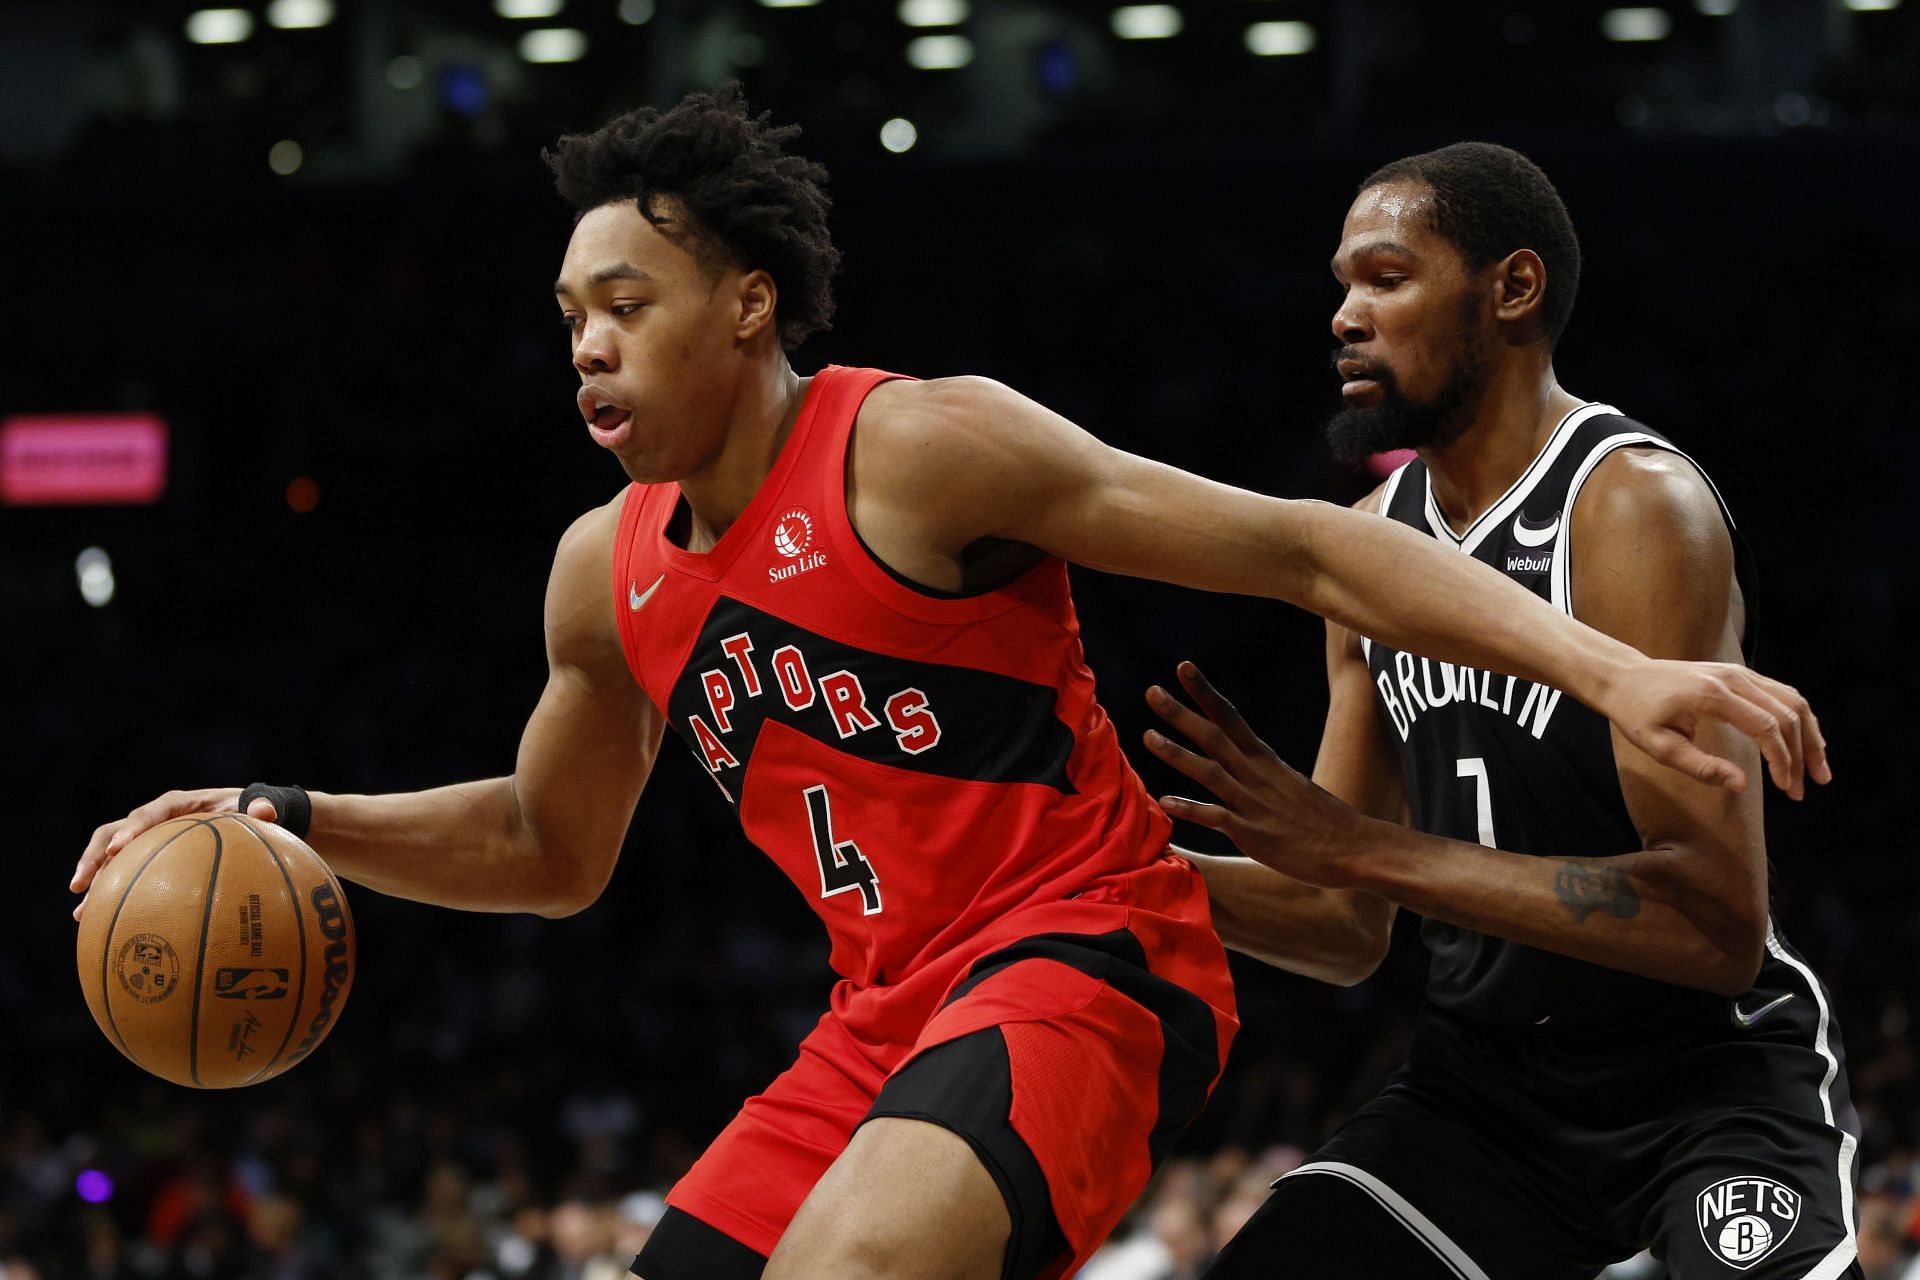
[1206, 953, 1861, 1279]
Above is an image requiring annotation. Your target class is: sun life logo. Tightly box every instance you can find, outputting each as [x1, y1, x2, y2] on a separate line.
[768, 506, 828, 584]
[774, 508, 813, 558]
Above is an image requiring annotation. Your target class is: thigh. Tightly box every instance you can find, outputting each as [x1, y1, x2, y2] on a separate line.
[637, 1012, 891, 1279]
[764, 1114, 1010, 1280]
[1642, 1113, 1861, 1279]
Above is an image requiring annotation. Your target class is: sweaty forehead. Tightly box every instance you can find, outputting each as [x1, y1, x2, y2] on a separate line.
[1336, 181, 1440, 261]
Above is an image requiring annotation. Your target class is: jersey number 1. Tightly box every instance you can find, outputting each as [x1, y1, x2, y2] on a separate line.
[1456, 757, 1497, 848]
[803, 785, 884, 915]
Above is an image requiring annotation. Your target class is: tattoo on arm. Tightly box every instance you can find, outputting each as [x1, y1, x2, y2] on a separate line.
[1552, 862, 1642, 923]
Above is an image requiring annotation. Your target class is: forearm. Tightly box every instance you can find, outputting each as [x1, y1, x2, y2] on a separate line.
[1183, 850, 1390, 986]
[1292, 504, 1637, 708]
[306, 778, 585, 917]
[1343, 821, 1762, 996]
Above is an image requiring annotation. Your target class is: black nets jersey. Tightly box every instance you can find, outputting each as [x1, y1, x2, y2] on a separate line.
[1366, 402, 1769, 1031]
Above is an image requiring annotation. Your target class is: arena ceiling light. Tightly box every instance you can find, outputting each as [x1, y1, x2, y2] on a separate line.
[266, 0, 335, 28]
[1244, 20, 1315, 56]
[185, 9, 255, 44]
[759, 0, 825, 8]
[879, 118, 918, 153]
[898, 0, 968, 25]
[518, 28, 588, 62]
[1841, 0, 1900, 10]
[1695, 0, 1737, 13]
[1111, 5, 1183, 39]
[494, 0, 564, 18]
[906, 34, 973, 68]
[619, 0, 656, 22]
[1600, 7, 1673, 40]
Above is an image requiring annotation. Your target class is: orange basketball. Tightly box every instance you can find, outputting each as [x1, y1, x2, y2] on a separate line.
[75, 812, 355, 1088]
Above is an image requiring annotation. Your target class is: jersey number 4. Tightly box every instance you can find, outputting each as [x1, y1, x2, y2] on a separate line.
[803, 785, 883, 915]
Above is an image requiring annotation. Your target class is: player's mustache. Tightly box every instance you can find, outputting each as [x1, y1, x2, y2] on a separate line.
[1331, 346, 1396, 386]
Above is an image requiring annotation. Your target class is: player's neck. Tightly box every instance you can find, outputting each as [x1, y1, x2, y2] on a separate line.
[1421, 360, 1580, 535]
[676, 355, 806, 547]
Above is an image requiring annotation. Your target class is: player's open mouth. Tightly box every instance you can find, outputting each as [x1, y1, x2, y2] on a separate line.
[578, 386, 635, 447]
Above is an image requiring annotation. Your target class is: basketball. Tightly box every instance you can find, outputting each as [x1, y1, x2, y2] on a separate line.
[75, 812, 355, 1089]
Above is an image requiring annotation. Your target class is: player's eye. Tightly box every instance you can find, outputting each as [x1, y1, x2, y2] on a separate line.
[611, 303, 645, 317]
[559, 313, 581, 330]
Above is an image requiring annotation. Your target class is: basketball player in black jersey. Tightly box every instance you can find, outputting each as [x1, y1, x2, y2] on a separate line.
[1154, 144, 1861, 1279]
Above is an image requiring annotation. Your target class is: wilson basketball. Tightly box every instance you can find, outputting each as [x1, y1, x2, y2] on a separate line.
[75, 812, 355, 1089]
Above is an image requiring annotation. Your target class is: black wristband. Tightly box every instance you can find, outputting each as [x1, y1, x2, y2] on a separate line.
[237, 783, 312, 839]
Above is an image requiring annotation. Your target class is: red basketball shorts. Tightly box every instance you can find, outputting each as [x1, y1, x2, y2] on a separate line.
[635, 854, 1238, 1280]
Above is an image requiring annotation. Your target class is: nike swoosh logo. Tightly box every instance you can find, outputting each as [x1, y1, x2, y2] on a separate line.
[1512, 513, 1561, 547]
[628, 574, 665, 612]
[1731, 992, 1795, 1029]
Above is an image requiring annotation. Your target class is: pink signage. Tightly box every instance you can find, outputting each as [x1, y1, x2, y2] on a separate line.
[0, 414, 169, 505]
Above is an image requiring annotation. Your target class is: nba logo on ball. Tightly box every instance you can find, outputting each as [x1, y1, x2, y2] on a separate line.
[1696, 1175, 1800, 1268]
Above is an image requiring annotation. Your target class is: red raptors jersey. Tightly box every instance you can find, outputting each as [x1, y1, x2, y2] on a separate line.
[612, 366, 1173, 996]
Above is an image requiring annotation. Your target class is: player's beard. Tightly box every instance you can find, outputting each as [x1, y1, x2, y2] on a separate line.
[1323, 332, 1489, 465]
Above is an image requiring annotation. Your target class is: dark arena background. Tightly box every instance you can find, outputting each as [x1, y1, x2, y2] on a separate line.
[4, 1, 1918, 1277]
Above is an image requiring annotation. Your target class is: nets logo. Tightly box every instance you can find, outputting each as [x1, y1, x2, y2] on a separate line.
[1697, 1175, 1799, 1269]
[769, 507, 827, 583]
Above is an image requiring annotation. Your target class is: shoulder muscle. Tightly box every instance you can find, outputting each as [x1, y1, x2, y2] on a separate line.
[1570, 447, 1736, 661]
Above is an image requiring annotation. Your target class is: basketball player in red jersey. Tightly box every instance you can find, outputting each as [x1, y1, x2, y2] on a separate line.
[72, 93, 1825, 1280]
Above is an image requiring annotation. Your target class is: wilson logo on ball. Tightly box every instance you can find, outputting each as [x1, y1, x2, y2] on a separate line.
[285, 882, 351, 1066]
[1696, 1175, 1800, 1269]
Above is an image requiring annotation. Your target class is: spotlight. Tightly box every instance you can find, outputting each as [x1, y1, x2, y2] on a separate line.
[185, 9, 255, 44]
[1111, 6, 1183, 39]
[267, 0, 335, 29]
[1244, 20, 1315, 56]
[880, 118, 918, 153]
[906, 34, 972, 68]
[1601, 7, 1673, 40]
[518, 29, 588, 63]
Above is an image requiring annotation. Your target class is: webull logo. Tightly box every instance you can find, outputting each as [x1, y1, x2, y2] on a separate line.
[286, 882, 350, 1065]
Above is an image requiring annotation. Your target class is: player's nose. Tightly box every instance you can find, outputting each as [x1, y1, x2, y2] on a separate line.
[1331, 294, 1370, 345]
[571, 318, 618, 374]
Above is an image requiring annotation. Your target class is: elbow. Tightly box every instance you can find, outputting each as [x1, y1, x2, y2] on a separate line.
[1687, 909, 1768, 997]
[1326, 926, 1392, 987]
[1699, 931, 1767, 998]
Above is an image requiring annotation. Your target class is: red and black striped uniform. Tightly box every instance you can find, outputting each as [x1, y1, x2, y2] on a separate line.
[612, 366, 1238, 1279]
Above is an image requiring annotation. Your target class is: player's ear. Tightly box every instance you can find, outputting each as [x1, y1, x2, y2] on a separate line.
[734, 269, 779, 344]
[1495, 248, 1547, 328]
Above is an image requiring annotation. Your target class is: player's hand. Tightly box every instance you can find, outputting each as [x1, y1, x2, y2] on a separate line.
[1143, 662, 1374, 888]
[70, 787, 283, 920]
[1601, 659, 1830, 800]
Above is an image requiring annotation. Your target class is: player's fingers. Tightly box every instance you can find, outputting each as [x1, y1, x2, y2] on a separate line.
[73, 891, 89, 922]
[1144, 729, 1254, 807]
[1647, 727, 1749, 794]
[1157, 794, 1234, 831]
[1704, 679, 1797, 797]
[245, 798, 280, 823]
[1175, 662, 1270, 758]
[1748, 672, 1830, 790]
[71, 823, 118, 892]
[1145, 686, 1251, 781]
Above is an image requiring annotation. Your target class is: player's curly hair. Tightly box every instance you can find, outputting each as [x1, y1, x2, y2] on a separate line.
[543, 83, 840, 350]
[1362, 142, 1582, 348]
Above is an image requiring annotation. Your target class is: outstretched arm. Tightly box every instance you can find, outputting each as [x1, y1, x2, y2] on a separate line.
[72, 494, 664, 920]
[1179, 493, 1401, 986]
[1148, 451, 1777, 996]
[853, 375, 1826, 795]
